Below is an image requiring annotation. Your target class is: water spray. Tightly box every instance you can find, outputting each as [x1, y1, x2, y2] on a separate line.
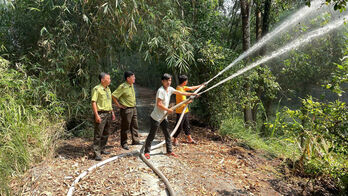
[200, 14, 348, 95]
[67, 2, 347, 195]
[205, 0, 324, 84]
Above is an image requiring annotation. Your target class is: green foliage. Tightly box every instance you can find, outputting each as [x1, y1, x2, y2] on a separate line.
[219, 117, 300, 158]
[264, 41, 348, 192]
[266, 96, 347, 190]
[174, 1, 243, 128]
[278, 37, 344, 97]
[191, 40, 239, 129]
[144, 11, 194, 73]
[0, 57, 64, 194]
[325, 48, 348, 96]
[0, 0, 149, 124]
[306, 0, 348, 11]
[237, 66, 280, 116]
[267, 11, 346, 101]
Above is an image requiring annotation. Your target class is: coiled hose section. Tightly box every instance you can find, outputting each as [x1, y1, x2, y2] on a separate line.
[67, 96, 196, 196]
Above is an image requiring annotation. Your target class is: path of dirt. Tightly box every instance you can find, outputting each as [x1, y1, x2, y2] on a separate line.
[10, 85, 336, 196]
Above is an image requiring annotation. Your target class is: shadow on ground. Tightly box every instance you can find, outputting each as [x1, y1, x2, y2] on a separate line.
[217, 189, 249, 196]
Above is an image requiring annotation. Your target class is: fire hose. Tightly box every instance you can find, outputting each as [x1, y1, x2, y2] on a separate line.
[67, 90, 200, 196]
[68, 11, 348, 195]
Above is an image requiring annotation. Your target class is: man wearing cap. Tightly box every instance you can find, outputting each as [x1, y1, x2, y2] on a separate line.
[112, 71, 140, 150]
[91, 72, 115, 161]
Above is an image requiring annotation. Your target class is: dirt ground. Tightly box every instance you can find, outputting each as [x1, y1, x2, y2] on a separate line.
[10, 85, 338, 196]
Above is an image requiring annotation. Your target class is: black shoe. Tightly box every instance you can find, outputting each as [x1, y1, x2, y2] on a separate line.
[101, 150, 110, 155]
[132, 141, 141, 145]
[122, 145, 129, 150]
[95, 155, 102, 161]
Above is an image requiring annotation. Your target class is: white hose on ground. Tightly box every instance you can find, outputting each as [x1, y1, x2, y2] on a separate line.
[67, 151, 138, 196]
[138, 104, 189, 196]
[136, 85, 204, 195]
[149, 104, 189, 151]
[67, 13, 347, 195]
[138, 85, 205, 196]
[67, 93, 195, 196]
[136, 14, 348, 195]
[139, 147, 177, 196]
[149, 84, 205, 150]
[66, 100, 193, 196]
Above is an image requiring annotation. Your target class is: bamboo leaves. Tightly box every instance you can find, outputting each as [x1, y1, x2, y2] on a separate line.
[143, 11, 195, 73]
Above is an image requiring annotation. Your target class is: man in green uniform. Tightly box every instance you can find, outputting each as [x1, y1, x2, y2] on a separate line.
[112, 71, 140, 150]
[91, 72, 115, 161]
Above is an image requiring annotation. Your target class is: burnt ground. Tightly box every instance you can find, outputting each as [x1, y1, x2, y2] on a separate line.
[10, 85, 338, 196]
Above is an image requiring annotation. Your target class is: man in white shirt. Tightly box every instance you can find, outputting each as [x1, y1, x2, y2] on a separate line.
[144, 73, 196, 159]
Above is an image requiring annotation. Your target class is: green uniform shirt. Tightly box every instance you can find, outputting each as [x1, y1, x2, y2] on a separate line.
[91, 84, 113, 111]
[112, 82, 136, 107]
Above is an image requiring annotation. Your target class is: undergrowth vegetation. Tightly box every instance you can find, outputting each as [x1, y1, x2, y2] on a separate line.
[219, 52, 348, 192]
[219, 117, 300, 159]
[0, 58, 65, 194]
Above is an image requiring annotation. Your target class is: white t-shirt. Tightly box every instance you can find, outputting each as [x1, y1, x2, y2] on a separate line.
[150, 86, 177, 122]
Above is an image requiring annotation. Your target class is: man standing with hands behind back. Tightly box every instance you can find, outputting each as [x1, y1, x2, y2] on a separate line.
[91, 72, 115, 161]
[112, 71, 140, 150]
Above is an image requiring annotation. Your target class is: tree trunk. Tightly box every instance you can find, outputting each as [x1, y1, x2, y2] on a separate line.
[260, 93, 272, 136]
[240, 0, 253, 124]
[262, 0, 272, 37]
[173, 68, 179, 87]
[252, 0, 263, 124]
[252, 85, 263, 122]
[255, 0, 262, 41]
[260, 0, 271, 55]
[243, 82, 253, 124]
[176, 0, 184, 19]
[192, 0, 196, 24]
[240, 0, 252, 51]
[259, 0, 272, 114]
[244, 107, 253, 124]
[259, 0, 273, 134]
[228, 2, 240, 49]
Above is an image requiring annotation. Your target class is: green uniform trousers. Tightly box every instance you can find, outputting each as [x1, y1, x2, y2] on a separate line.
[93, 112, 112, 156]
[120, 107, 140, 146]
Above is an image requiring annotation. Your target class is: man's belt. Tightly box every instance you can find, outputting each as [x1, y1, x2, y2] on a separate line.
[98, 110, 112, 114]
[121, 106, 136, 109]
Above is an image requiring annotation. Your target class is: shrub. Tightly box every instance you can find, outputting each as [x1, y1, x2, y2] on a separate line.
[265, 97, 347, 191]
[0, 57, 64, 194]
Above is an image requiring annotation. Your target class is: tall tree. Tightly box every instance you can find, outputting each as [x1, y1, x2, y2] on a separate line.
[259, 0, 273, 119]
[255, 0, 263, 41]
[228, 2, 241, 49]
[240, 0, 253, 124]
[253, 0, 276, 125]
[262, 0, 272, 37]
[240, 0, 252, 51]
